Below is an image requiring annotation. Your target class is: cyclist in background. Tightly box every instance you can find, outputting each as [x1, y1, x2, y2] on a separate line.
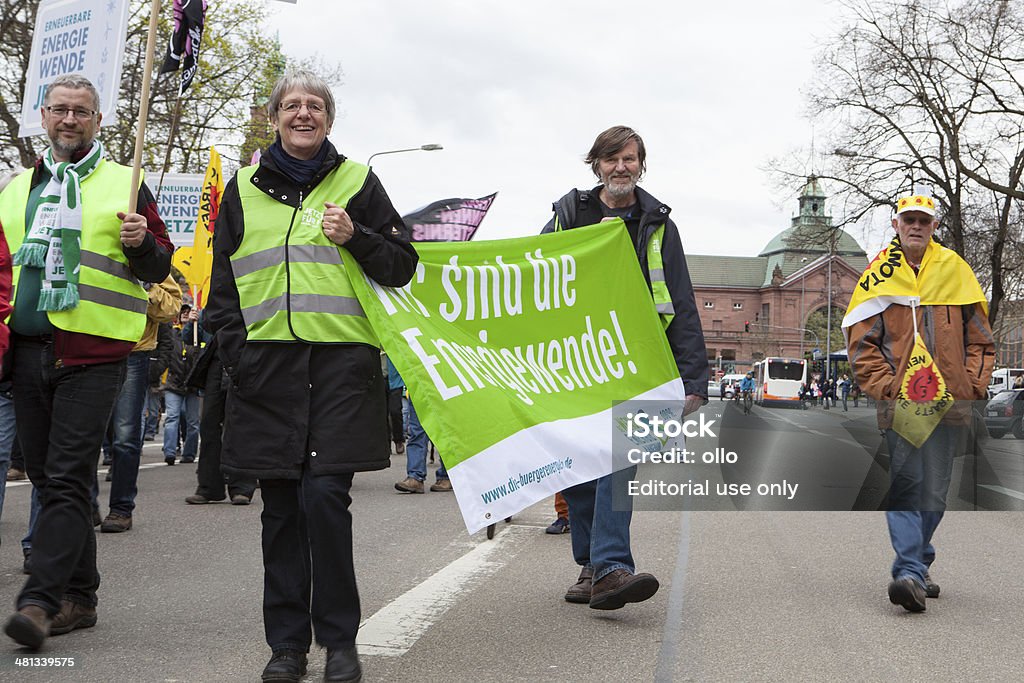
[740, 372, 756, 414]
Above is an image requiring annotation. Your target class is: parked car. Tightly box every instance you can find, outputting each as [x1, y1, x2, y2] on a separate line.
[720, 373, 746, 400]
[984, 389, 1024, 439]
[988, 368, 1024, 398]
[707, 380, 722, 398]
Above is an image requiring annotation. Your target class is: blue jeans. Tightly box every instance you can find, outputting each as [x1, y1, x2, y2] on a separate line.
[885, 425, 959, 585]
[22, 487, 42, 551]
[0, 392, 17, 520]
[163, 391, 200, 460]
[404, 400, 446, 482]
[562, 465, 637, 582]
[105, 351, 149, 516]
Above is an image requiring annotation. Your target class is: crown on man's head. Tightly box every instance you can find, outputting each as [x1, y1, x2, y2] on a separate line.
[896, 184, 936, 216]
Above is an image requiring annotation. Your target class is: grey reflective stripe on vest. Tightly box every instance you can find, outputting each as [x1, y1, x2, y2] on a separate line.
[650, 268, 665, 282]
[655, 302, 674, 314]
[77, 283, 148, 315]
[231, 244, 343, 278]
[241, 292, 366, 327]
[80, 250, 139, 285]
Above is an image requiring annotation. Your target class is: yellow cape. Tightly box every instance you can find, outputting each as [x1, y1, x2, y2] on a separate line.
[841, 236, 987, 328]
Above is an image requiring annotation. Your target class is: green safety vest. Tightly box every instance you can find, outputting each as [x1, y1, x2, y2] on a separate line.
[0, 161, 148, 342]
[231, 162, 378, 345]
[554, 218, 676, 329]
[645, 225, 676, 329]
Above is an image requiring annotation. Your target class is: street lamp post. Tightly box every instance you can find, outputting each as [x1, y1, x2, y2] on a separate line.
[366, 144, 443, 166]
[799, 257, 808, 356]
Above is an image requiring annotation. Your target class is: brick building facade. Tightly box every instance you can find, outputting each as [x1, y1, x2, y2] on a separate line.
[685, 176, 868, 376]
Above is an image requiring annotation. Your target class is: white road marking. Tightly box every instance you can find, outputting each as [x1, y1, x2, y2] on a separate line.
[357, 524, 528, 657]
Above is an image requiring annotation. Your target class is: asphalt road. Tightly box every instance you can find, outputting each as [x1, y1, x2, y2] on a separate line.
[0, 403, 1021, 682]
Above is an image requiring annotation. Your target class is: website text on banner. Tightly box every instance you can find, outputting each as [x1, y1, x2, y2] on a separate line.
[345, 221, 686, 533]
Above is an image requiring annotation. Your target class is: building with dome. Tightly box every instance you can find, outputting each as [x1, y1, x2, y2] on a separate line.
[685, 176, 868, 375]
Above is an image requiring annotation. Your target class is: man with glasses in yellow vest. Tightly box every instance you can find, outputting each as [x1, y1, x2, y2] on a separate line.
[0, 75, 173, 649]
[542, 126, 709, 610]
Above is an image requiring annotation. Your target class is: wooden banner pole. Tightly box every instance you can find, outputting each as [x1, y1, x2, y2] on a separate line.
[128, 0, 163, 214]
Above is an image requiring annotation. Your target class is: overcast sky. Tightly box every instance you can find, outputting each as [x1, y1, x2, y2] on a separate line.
[268, 0, 888, 257]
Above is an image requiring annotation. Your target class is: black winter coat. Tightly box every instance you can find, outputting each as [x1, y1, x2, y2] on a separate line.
[205, 142, 418, 478]
[164, 328, 201, 395]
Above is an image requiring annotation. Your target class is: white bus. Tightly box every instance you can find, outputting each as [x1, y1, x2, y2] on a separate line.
[753, 357, 807, 406]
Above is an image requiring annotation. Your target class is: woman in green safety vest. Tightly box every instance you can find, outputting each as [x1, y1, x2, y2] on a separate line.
[205, 69, 418, 683]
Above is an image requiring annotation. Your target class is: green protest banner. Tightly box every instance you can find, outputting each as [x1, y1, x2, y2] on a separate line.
[345, 220, 685, 533]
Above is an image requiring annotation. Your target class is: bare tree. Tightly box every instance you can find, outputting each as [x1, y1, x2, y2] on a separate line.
[770, 0, 1024, 326]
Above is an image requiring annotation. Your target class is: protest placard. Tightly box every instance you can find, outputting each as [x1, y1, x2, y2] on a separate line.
[346, 221, 686, 532]
[20, 0, 131, 137]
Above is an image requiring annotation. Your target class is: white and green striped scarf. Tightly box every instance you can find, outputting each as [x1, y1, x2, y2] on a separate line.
[14, 140, 104, 311]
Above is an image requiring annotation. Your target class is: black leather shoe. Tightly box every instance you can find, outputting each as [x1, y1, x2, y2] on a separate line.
[325, 647, 362, 682]
[261, 650, 307, 682]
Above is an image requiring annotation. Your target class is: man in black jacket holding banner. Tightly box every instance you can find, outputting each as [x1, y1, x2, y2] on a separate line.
[543, 126, 708, 610]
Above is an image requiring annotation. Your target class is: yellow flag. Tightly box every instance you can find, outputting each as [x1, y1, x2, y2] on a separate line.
[189, 146, 224, 307]
[892, 333, 954, 448]
[172, 245, 194, 282]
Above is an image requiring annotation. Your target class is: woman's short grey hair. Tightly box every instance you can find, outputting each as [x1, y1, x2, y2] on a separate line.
[44, 74, 101, 111]
[268, 70, 336, 126]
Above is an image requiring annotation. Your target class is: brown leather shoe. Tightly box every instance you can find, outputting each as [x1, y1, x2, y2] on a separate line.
[589, 569, 659, 610]
[100, 513, 132, 533]
[564, 566, 594, 604]
[429, 479, 453, 492]
[394, 441, 406, 454]
[49, 600, 97, 636]
[6, 467, 26, 481]
[4, 605, 51, 649]
[230, 494, 252, 506]
[394, 477, 424, 494]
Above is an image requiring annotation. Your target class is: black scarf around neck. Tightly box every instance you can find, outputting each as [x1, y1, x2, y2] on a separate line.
[267, 137, 329, 185]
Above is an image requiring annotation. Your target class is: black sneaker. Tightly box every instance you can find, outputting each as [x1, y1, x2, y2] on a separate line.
[924, 571, 940, 599]
[545, 517, 570, 534]
[888, 576, 927, 612]
[261, 650, 307, 683]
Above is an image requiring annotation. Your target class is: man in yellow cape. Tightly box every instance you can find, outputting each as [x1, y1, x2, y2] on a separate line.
[843, 188, 993, 613]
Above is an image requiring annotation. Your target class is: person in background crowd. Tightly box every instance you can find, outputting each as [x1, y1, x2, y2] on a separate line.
[185, 321, 257, 506]
[0, 75, 172, 649]
[545, 492, 570, 534]
[394, 396, 451, 494]
[839, 373, 852, 412]
[385, 356, 405, 455]
[96, 274, 180, 533]
[162, 305, 201, 466]
[143, 321, 174, 441]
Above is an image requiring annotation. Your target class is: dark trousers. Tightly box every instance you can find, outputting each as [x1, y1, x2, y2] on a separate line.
[260, 471, 359, 651]
[195, 358, 256, 499]
[13, 337, 125, 613]
[387, 387, 404, 443]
